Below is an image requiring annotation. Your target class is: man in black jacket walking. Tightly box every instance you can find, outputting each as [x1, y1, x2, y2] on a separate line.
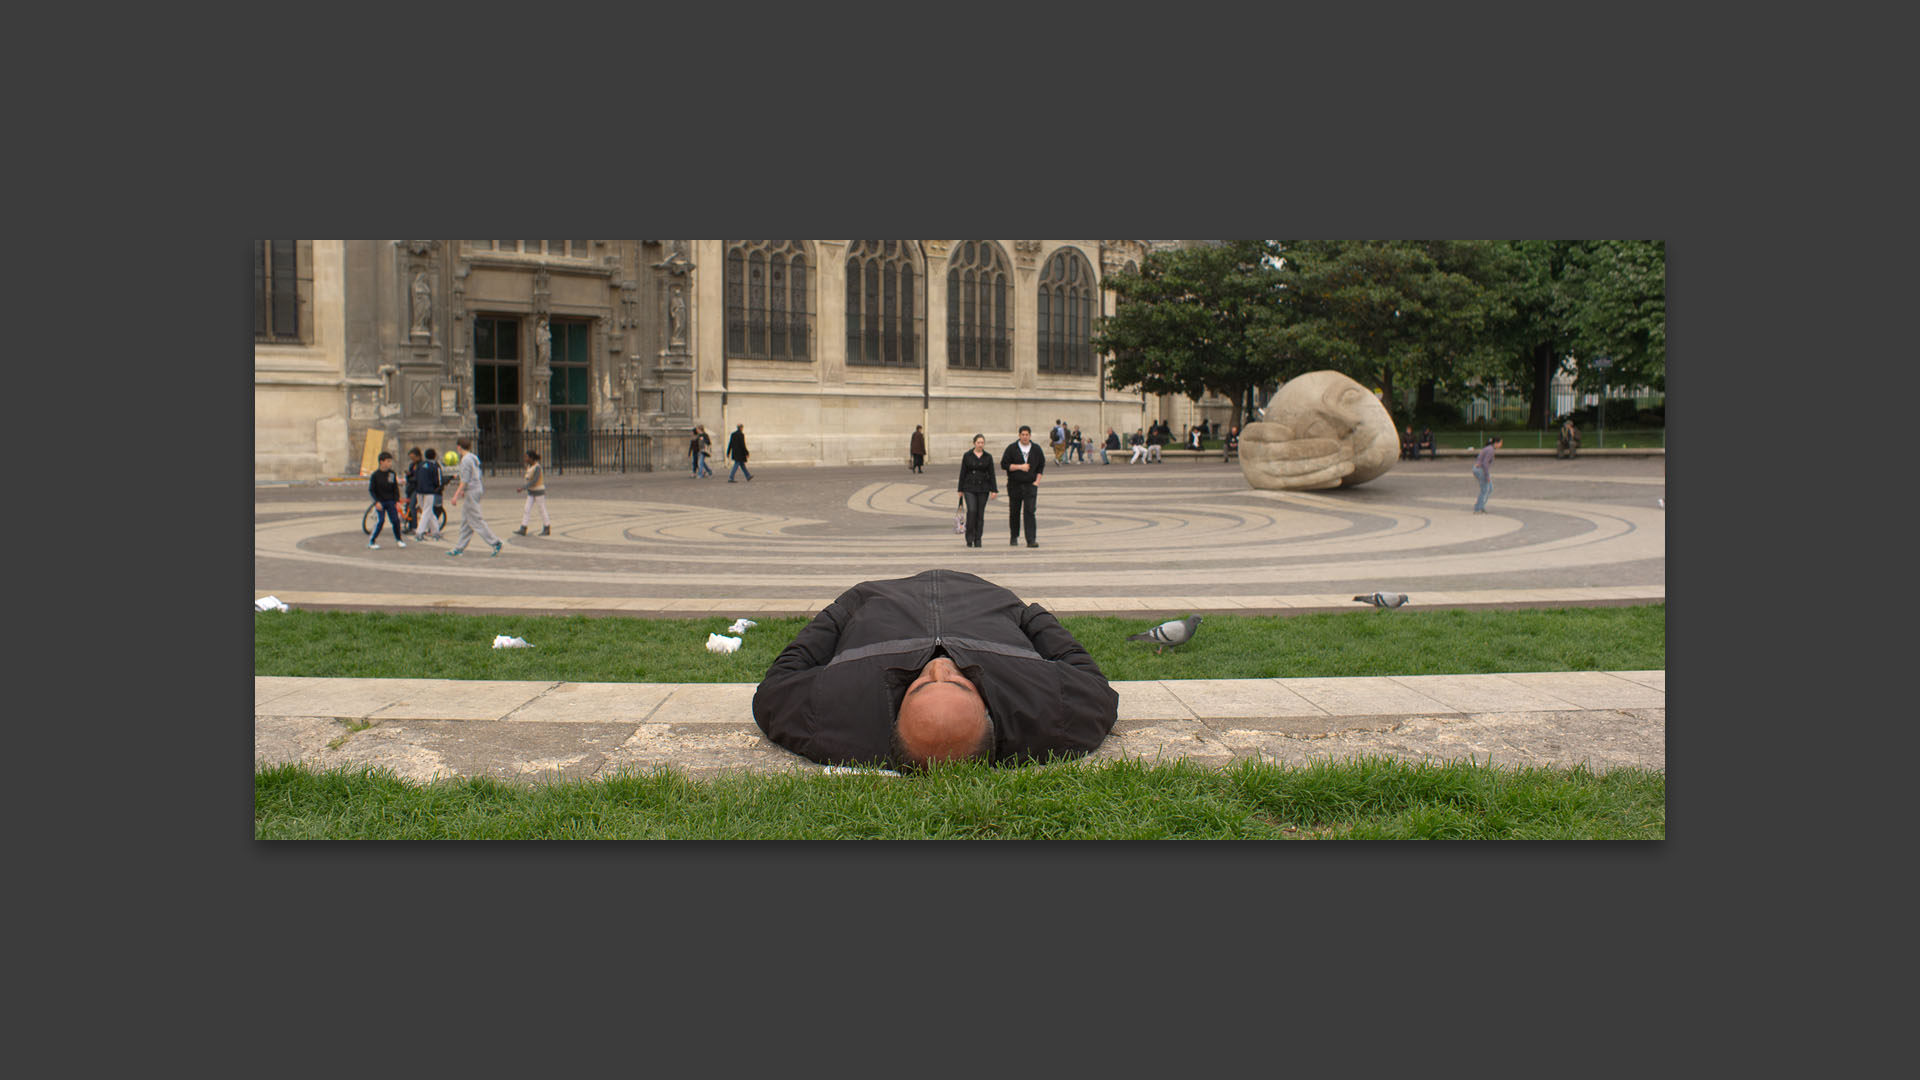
[726, 423, 753, 482]
[1001, 425, 1045, 546]
[752, 569, 1119, 769]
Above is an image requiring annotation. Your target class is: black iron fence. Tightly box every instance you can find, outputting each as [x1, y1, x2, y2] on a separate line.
[474, 428, 657, 477]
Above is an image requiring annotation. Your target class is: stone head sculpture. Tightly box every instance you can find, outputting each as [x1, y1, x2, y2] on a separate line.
[1238, 370, 1399, 490]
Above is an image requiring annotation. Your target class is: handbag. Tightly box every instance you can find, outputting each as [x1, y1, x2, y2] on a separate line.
[953, 495, 967, 534]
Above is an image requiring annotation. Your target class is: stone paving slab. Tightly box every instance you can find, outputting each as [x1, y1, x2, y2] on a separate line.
[254, 672, 1665, 780]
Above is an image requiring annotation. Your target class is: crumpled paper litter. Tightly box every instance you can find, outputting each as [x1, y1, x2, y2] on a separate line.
[727, 618, 758, 635]
[491, 635, 534, 649]
[255, 596, 291, 612]
[706, 633, 742, 654]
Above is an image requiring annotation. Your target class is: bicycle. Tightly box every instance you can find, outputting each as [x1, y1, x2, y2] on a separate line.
[364, 498, 445, 536]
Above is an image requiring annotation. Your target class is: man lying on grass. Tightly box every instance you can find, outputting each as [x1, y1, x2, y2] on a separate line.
[751, 570, 1119, 770]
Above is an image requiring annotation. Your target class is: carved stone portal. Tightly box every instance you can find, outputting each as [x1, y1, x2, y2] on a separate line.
[1238, 370, 1398, 490]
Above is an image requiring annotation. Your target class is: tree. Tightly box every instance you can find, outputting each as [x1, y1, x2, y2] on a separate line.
[1481, 240, 1582, 429]
[1262, 240, 1514, 421]
[1561, 240, 1665, 394]
[1092, 240, 1288, 430]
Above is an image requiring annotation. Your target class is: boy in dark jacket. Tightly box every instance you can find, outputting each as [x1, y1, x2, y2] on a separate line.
[415, 448, 443, 540]
[367, 451, 404, 549]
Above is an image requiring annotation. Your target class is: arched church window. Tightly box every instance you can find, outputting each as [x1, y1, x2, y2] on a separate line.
[844, 240, 923, 367]
[1038, 247, 1097, 375]
[945, 241, 1011, 371]
[726, 241, 812, 360]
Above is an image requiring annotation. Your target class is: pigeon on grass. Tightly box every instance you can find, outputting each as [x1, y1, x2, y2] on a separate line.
[1353, 592, 1410, 610]
[1127, 615, 1202, 655]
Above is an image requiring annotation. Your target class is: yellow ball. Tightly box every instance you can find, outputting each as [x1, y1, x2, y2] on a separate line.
[443, 451, 459, 467]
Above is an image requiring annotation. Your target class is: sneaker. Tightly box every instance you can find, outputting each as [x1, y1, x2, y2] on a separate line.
[397, 540, 406, 548]
[491, 541, 503, 557]
[368, 542, 380, 549]
[447, 548, 464, 556]
[541, 526, 550, 535]
[515, 526, 528, 535]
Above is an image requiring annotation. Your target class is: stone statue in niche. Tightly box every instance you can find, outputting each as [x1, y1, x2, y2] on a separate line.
[535, 316, 551, 367]
[410, 271, 432, 335]
[669, 285, 687, 347]
[1238, 370, 1399, 490]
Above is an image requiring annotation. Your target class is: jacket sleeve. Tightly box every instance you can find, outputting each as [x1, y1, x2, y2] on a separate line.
[751, 598, 852, 751]
[988, 603, 1118, 762]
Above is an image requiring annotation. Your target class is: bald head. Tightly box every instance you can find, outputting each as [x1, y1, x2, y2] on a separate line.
[893, 657, 993, 768]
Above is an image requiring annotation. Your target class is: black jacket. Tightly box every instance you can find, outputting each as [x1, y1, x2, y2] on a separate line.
[416, 458, 442, 495]
[957, 449, 998, 494]
[368, 467, 399, 502]
[1000, 440, 1045, 486]
[752, 570, 1119, 767]
[727, 429, 749, 461]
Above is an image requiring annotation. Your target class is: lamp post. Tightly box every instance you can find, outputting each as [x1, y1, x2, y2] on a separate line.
[1591, 355, 1613, 448]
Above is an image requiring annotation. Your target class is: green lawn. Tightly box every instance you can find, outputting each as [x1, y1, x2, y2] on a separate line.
[254, 604, 1664, 683]
[255, 755, 1666, 839]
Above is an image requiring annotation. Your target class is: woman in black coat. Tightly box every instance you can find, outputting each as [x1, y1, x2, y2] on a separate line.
[956, 433, 999, 547]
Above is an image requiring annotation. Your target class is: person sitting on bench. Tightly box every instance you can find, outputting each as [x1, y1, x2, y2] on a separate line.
[1417, 428, 1436, 460]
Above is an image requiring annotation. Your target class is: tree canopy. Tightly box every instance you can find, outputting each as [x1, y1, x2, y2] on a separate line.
[1091, 239, 1665, 430]
[1091, 239, 1288, 429]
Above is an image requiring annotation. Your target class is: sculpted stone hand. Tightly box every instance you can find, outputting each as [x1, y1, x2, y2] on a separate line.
[1239, 370, 1399, 490]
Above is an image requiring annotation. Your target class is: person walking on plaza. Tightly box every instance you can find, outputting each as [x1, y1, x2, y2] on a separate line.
[909, 425, 927, 474]
[446, 436, 503, 557]
[367, 451, 404, 550]
[689, 425, 714, 478]
[1102, 427, 1120, 465]
[956, 433, 998, 547]
[727, 423, 753, 482]
[416, 446, 444, 540]
[1049, 420, 1067, 464]
[515, 449, 549, 536]
[1070, 425, 1086, 464]
[1472, 435, 1503, 513]
[403, 447, 423, 535]
[1002, 424, 1045, 547]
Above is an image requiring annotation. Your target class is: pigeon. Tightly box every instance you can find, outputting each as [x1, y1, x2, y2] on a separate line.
[1353, 592, 1410, 610]
[1128, 615, 1202, 655]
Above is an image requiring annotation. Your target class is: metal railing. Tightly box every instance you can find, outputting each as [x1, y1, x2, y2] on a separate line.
[474, 428, 657, 476]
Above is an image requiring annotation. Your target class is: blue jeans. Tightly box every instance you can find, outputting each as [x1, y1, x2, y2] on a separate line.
[1472, 465, 1491, 511]
[372, 499, 400, 541]
[692, 451, 711, 477]
[729, 458, 752, 481]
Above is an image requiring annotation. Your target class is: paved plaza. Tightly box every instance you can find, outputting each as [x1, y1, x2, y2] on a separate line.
[254, 453, 1666, 781]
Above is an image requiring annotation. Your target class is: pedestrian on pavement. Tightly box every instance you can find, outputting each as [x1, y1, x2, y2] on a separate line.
[909, 425, 926, 474]
[751, 569, 1119, 769]
[956, 432, 998, 547]
[1070, 425, 1086, 464]
[1049, 419, 1067, 464]
[403, 447, 423, 534]
[727, 423, 753, 482]
[1001, 424, 1044, 547]
[515, 449, 549, 536]
[416, 447, 444, 540]
[1102, 427, 1120, 465]
[367, 451, 404, 549]
[1472, 435, 1503, 513]
[446, 436, 504, 557]
[689, 425, 713, 478]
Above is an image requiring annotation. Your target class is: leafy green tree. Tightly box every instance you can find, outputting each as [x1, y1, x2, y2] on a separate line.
[1480, 240, 1582, 429]
[1561, 240, 1665, 394]
[1092, 239, 1288, 429]
[1262, 240, 1514, 421]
